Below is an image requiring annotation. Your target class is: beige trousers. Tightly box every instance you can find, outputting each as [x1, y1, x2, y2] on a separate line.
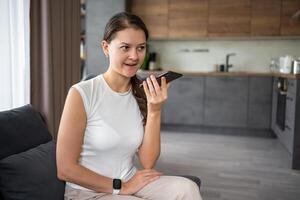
[64, 175, 202, 200]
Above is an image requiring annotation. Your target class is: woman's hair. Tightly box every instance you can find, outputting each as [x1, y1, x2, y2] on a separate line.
[103, 12, 149, 125]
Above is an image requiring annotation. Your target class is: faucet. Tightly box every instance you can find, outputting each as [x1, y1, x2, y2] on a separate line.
[225, 53, 236, 72]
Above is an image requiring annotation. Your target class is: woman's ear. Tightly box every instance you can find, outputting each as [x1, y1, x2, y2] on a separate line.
[101, 40, 109, 58]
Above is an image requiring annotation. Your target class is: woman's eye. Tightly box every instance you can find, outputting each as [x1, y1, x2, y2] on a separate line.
[121, 46, 129, 51]
[137, 46, 146, 51]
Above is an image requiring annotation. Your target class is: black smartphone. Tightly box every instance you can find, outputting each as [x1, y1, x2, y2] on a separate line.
[139, 71, 183, 87]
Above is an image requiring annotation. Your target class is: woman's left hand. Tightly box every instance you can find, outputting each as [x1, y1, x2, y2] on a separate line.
[143, 75, 170, 114]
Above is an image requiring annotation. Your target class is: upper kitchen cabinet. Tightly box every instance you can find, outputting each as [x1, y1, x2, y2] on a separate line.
[208, 0, 251, 36]
[168, 0, 208, 38]
[251, 0, 281, 36]
[130, 0, 168, 38]
[280, 0, 300, 36]
[130, 0, 300, 39]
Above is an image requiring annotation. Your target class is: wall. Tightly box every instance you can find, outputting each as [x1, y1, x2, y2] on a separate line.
[149, 39, 300, 72]
[85, 0, 126, 75]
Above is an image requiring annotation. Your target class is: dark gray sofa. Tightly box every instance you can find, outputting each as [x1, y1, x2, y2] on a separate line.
[0, 105, 65, 200]
[0, 105, 200, 200]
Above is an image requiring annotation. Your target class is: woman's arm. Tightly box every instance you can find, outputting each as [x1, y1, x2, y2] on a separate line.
[137, 75, 169, 169]
[56, 88, 113, 193]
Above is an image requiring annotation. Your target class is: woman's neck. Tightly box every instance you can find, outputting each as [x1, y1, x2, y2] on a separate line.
[103, 69, 131, 93]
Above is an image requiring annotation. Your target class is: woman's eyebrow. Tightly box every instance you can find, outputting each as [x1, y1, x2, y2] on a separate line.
[120, 42, 129, 45]
[119, 42, 146, 46]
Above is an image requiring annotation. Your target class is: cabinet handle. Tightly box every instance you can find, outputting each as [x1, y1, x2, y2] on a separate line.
[288, 81, 294, 87]
[286, 96, 294, 101]
[285, 125, 292, 131]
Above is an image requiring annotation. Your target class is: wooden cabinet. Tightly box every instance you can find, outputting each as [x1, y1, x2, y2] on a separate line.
[130, 0, 300, 39]
[280, 0, 300, 36]
[251, 0, 281, 36]
[208, 0, 251, 36]
[131, 0, 168, 38]
[168, 0, 208, 38]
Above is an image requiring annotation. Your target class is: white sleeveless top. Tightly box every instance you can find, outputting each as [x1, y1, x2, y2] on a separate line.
[66, 74, 144, 191]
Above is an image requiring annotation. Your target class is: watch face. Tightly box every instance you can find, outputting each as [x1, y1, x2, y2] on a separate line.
[113, 179, 122, 190]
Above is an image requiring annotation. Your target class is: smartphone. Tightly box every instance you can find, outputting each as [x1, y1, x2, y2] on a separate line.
[139, 71, 183, 87]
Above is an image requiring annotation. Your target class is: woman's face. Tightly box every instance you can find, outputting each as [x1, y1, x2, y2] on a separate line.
[102, 27, 146, 78]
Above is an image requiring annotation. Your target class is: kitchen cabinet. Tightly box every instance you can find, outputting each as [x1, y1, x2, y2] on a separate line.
[168, 0, 208, 38]
[271, 77, 300, 169]
[251, 0, 281, 36]
[248, 77, 273, 129]
[208, 0, 251, 36]
[131, 0, 168, 38]
[204, 77, 248, 127]
[162, 75, 273, 129]
[130, 0, 300, 39]
[162, 76, 205, 125]
[280, 0, 300, 36]
[271, 77, 278, 132]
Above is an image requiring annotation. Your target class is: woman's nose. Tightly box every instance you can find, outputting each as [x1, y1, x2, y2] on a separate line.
[129, 49, 138, 60]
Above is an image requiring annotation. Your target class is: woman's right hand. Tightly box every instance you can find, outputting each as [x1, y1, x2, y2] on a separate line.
[120, 169, 162, 195]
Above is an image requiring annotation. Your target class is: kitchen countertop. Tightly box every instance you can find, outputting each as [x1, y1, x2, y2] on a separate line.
[138, 70, 300, 79]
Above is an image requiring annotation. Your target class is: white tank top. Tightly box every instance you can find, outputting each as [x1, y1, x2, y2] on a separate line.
[66, 74, 144, 191]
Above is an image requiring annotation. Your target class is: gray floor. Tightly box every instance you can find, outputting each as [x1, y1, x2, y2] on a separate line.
[151, 126, 300, 200]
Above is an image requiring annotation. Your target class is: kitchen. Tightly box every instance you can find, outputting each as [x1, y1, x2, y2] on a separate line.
[80, 0, 300, 199]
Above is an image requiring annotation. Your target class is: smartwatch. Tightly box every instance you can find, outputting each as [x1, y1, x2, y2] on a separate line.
[112, 179, 122, 195]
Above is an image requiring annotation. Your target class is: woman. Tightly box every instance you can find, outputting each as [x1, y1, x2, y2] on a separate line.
[56, 12, 202, 200]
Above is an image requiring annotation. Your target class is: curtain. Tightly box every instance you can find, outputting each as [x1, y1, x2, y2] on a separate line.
[30, 0, 81, 138]
[0, 0, 30, 111]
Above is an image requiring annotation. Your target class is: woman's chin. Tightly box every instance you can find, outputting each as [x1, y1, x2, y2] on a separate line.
[122, 66, 139, 77]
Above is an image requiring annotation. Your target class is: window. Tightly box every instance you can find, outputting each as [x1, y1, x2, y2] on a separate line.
[0, 0, 30, 111]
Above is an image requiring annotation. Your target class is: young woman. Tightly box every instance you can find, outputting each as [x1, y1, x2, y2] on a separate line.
[56, 12, 202, 200]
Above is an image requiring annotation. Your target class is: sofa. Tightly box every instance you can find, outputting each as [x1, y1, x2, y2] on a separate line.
[0, 104, 200, 200]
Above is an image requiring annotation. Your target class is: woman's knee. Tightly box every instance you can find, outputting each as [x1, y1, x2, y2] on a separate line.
[168, 176, 200, 198]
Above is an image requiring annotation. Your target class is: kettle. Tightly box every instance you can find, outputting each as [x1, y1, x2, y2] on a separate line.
[279, 55, 293, 74]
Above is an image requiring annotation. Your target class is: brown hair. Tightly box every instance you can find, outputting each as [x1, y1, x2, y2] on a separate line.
[103, 12, 148, 125]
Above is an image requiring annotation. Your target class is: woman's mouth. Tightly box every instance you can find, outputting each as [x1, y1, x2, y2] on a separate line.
[124, 63, 138, 67]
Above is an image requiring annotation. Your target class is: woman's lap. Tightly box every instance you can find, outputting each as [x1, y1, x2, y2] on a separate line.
[64, 176, 202, 200]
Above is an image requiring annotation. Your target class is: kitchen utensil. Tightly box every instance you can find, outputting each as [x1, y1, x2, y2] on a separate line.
[293, 59, 300, 74]
[279, 55, 293, 74]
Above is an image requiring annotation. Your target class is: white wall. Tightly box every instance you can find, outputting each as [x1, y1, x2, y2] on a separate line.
[149, 39, 300, 72]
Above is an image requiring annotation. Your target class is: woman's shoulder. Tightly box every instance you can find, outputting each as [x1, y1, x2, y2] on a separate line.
[73, 74, 102, 90]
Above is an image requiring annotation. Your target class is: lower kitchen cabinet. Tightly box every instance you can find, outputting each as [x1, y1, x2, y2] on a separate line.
[248, 77, 273, 129]
[204, 77, 248, 127]
[271, 77, 300, 169]
[162, 76, 204, 125]
[162, 75, 273, 130]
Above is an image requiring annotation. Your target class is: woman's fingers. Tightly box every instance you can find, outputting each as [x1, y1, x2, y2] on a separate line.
[150, 75, 161, 95]
[146, 77, 156, 96]
[146, 176, 160, 184]
[143, 81, 150, 98]
[161, 77, 168, 94]
[143, 171, 163, 178]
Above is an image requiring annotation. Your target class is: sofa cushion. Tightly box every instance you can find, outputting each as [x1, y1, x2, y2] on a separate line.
[0, 104, 52, 159]
[0, 140, 65, 200]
